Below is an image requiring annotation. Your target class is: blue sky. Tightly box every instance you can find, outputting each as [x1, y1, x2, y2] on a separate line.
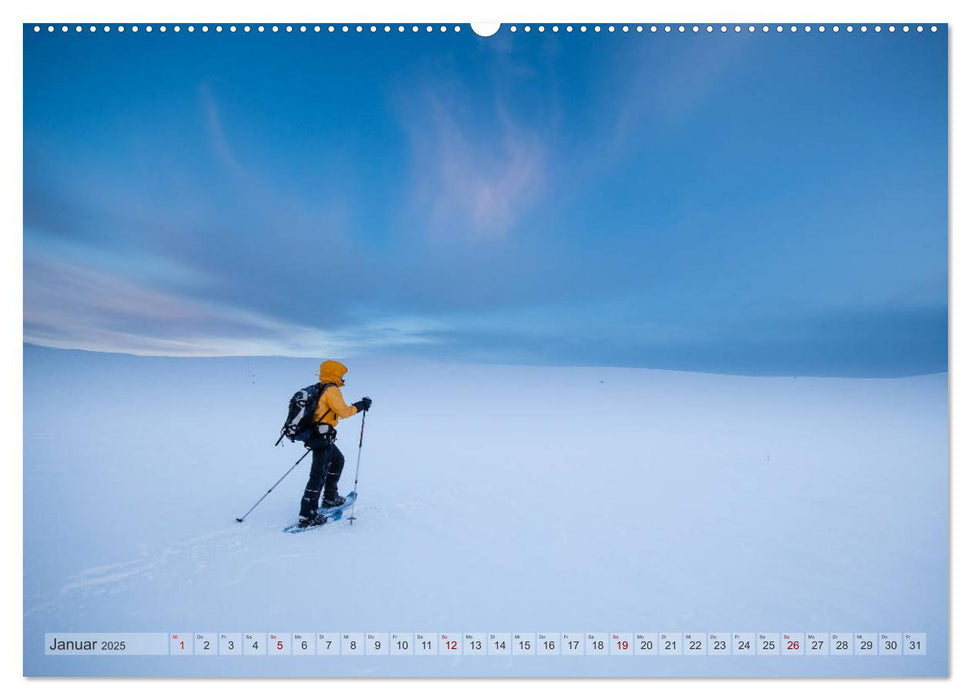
[23, 26, 947, 375]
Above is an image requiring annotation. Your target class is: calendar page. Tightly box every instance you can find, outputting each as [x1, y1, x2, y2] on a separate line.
[22, 19, 948, 678]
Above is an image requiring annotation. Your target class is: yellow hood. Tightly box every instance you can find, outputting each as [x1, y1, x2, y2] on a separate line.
[319, 360, 348, 386]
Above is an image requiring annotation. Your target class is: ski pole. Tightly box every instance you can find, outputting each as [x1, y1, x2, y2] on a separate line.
[347, 410, 366, 525]
[235, 448, 311, 523]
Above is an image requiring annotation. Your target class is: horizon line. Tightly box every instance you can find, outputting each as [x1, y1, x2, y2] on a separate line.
[21, 342, 949, 380]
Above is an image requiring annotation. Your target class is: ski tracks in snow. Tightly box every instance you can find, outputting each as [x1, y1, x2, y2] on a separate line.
[26, 525, 288, 617]
[24, 499, 416, 619]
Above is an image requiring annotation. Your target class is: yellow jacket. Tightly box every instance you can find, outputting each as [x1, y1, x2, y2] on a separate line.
[313, 360, 359, 428]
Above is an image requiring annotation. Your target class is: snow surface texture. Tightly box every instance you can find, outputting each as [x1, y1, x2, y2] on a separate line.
[23, 345, 948, 676]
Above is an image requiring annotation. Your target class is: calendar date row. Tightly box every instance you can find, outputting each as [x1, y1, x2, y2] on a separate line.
[46, 632, 927, 657]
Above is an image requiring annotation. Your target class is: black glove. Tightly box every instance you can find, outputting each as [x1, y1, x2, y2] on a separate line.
[353, 397, 372, 413]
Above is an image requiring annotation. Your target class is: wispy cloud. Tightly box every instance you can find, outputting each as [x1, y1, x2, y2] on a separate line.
[197, 84, 354, 262]
[608, 39, 752, 152]
[201, 83, 245, 178]
[398, 84, 547, 239]
[24, 256, 436, 357]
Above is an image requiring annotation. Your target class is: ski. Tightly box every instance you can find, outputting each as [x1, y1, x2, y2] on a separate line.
[283, 491, 357, 534]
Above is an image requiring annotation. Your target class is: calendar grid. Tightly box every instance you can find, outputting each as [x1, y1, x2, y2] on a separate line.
[44, 632, 927, 657]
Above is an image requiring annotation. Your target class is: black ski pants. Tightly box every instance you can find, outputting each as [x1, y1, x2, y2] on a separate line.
[299, 434, 345, 517]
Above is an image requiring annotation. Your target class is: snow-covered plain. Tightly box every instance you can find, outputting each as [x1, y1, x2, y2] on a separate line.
[23, 345, 948, 676]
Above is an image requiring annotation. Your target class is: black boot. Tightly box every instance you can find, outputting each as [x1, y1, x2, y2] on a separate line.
[299, 513, 327, 528]
[321, 492, 346, 508]
[321, 474, 345, 508]
[299, 488, 321, 520]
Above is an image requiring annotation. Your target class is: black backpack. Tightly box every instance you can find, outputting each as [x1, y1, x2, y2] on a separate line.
[276, 382, 335, 445]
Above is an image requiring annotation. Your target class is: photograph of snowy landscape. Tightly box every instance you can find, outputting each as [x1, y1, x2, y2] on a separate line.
[23, 22, 947, 677]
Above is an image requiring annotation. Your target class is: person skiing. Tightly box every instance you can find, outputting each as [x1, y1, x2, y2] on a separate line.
[299, 360, 371, 527]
